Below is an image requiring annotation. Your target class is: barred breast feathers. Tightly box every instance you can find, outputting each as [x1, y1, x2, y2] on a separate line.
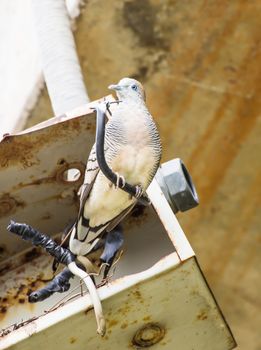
[104, 100, 162, 187]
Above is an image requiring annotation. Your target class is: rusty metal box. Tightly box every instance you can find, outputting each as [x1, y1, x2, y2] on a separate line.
[0, 100, 236, 349]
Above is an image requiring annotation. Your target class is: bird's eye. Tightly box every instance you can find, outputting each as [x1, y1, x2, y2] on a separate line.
[131, 84, 138, 91]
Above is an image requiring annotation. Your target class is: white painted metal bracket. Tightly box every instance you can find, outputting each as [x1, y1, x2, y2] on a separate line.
[0, 99, 236, 349]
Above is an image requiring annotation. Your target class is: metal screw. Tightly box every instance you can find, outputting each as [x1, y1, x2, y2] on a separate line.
[155, 158, 199, 213]
[132, 323, 165, 347]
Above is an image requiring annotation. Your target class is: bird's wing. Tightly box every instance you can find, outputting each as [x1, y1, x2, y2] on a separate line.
[70, 139, 137, 257]
[56, 145, 99, 254]
[105, 202, 136, 232]
[75, 143, 101, 240]
[77, 143, 100, 221]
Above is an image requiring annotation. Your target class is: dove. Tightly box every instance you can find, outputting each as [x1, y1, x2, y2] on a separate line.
[69, 77, 162, 264]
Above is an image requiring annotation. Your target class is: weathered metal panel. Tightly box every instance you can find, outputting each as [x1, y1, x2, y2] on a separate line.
[0, 204, 174, 330]
[0, 255, 236, 350]
[0, 98, 113, 262]
[0, 97, 236, 349]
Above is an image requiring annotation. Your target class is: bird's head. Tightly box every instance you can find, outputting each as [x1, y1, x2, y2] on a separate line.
[108, 78, 146, 102]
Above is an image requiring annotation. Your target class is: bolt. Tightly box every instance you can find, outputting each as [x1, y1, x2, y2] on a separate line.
[132, 322, 165, 347]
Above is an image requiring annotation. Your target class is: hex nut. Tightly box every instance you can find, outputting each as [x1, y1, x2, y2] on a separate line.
[155, 158, 199, 213]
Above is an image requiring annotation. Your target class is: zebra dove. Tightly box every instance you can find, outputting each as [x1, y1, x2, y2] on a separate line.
[69, 78, 162, 262]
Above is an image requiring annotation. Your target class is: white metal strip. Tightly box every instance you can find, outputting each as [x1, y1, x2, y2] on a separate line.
[147, 178, 195, 261]
[0, 252, 180, 349]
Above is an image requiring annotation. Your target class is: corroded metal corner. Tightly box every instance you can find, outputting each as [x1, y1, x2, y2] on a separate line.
[0, 97, 236, 350]
[0, 97, 112, 262]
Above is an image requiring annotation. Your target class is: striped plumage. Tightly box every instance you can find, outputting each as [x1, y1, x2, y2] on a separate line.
[69, 78, 162, 256]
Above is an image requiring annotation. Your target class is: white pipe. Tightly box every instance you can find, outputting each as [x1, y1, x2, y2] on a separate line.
[32, 0, 89, 116]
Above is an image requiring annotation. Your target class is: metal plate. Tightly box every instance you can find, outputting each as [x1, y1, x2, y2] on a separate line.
[0, 98, 236, 349]
[0, 98, 112, 262]
[0, 255, 236, 350]
[0, 204, 174, 330]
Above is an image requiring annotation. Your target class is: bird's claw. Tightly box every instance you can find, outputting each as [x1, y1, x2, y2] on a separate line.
[134, 185, 143, 199]
[105, 100, 123, 116]
[114, 172, 126, 189]
[91, 101, 122, 117]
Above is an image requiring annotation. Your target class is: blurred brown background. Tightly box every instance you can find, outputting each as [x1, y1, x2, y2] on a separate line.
[25, 1, 260, 349]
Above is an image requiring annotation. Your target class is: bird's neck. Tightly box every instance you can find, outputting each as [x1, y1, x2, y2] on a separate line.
[120, 99, 150, 119]
[121, 97, 147, 108]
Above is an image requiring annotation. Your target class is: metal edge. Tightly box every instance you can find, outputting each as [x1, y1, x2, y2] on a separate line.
[147, 178, 195, 261]
[0, 252, 180, 349]
[193, 256, 237, 349]
[1, 95, 115, 138]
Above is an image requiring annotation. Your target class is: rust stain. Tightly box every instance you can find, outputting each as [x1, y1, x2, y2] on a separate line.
[131, 289, 145, 305]
[117, 304, 131, 317]
[208, 174, 261, 281]
[188, 98, 259, 205]
[186, 28, 261, 203]
[107, 319, 119, 328]
[143, 315, 152, 321]
[0, 277, 46, 321]
[0, 115, 92, 169]
[159, 1, 242, 138]
[133, 290, 142, 299]
[10, 161, 85, 192]
[69, 337, 77, 344]
[120, 322, 128, 329]
[0, 135, 39, 168]
[197, 310, 208, 321]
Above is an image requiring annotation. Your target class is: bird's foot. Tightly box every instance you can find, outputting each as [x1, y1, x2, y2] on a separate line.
[105, 100, 122, 116]
[114, 172, 126, 189]
[134, 185, 143, 199]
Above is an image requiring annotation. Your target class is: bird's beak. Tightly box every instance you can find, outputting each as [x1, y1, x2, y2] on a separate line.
[108, 84, 122, 91]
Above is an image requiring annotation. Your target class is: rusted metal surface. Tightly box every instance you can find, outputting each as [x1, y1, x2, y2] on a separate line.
[0, 95, 235, 348]
[0, 204, 174, 330]
[0, 97, 114, 263]
[0, 255, 236, 350]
